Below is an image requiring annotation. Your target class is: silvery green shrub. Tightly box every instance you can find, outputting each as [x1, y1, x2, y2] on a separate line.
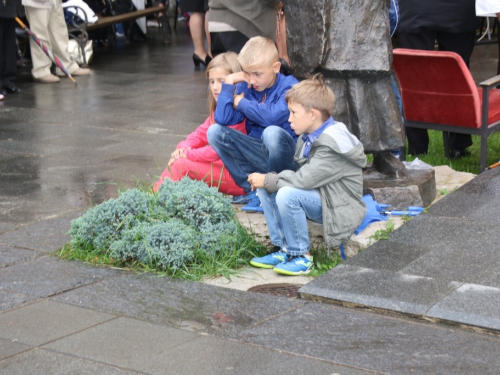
[69, 178, 239, 270]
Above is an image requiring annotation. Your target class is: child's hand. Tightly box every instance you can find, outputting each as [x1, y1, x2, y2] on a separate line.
[168, 148, 188, 166]
[224, 71, 249, 85]
[233, 92, 245, 108]
[248, 173, 266, 190]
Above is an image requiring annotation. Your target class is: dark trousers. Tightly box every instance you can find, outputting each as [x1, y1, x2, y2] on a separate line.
[398, 29, 476, 154]
[0, 18, 17, 88]
[210, 31, 248, 57]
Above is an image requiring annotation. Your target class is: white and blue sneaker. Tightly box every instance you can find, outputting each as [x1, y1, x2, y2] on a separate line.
[250, 251, 289, 269]
[274, 256, 313, 275]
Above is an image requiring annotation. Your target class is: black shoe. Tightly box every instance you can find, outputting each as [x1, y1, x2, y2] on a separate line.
[192, 53, 209, 67]
[0, 89, 5, 96]
[450, 149, 471, 159]
[3, 85, 21, 94]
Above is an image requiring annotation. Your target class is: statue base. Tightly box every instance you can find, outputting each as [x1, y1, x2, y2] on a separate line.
[363, 165, 437, 209]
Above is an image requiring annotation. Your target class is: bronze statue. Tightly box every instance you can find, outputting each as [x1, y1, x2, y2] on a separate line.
[286, 0, 406, 178]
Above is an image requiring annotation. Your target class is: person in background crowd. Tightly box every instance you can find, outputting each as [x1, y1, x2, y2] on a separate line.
[398, 0, 478, 159]
[207, 0, 280, 56]
[476, 0, 500, 75]
[180, 0, 211, 67]
[23, 0, 91, 83]
[0, 0, 23, 96]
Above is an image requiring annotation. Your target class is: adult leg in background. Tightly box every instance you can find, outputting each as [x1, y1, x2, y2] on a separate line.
[436, 30, 476, 154]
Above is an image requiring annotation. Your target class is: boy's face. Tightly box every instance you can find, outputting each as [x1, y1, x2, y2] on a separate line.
[242, 60, 281, 92]
[288, 102, 316, 135]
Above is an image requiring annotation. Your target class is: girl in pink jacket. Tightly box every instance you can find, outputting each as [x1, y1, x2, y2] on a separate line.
[153, 53, 246, 195]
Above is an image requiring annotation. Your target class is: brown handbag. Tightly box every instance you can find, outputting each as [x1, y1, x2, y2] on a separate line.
[276, 7, 290, 66]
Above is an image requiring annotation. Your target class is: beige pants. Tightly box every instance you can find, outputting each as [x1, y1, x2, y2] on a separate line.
[25, 0, 80, 79]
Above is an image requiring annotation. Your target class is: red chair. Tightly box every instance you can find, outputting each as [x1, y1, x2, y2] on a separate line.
[393, 48, 500, 172]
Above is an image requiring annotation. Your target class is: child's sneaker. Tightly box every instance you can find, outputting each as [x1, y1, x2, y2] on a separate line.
[273, 256, 313, 275]
[250, 251, 289, 269]
[231, 191, 254, 204]
[241, 193, 262, 212]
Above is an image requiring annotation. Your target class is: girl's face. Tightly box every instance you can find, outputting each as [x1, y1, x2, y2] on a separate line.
[208, 68, 228, 101]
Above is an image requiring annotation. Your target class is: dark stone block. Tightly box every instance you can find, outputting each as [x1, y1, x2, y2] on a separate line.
[299, 264, 460, 315]
[346, 240, 433, 272]
[0, 246, 38, 268]
[237, 301, 500, 374]
[0, 212, 81, 252]
[363, 167, 436, 208]
[427, 284, 500, 331]
[0, 290, 39, 312]
[51, 273, 304, 337]
[0, 256, 119, 298]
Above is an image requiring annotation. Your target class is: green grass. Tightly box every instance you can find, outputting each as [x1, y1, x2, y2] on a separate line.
[404, 131, 500, 174]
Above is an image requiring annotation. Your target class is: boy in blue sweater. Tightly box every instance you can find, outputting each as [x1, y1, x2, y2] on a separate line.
[207, 36, 299, 210]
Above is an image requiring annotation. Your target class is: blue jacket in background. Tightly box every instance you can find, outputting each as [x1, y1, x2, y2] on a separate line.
[389, 0, 399, 37]
[214, 72, 299, 140]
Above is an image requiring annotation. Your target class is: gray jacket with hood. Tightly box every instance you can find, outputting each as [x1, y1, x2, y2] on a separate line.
[264, 120, 367, 248]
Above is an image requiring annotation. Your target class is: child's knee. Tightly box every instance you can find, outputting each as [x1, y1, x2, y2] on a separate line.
[207, 123, 223, 143]
[276, 186, 295, 206]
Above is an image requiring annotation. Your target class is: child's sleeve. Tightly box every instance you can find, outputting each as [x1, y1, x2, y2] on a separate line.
[266, 146, 347, 191]
[236, 78, 296, 127]
[176, 117, 211, 150]
[213, 83, 246, 125]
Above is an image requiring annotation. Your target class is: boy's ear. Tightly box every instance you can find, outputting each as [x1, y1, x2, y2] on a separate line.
[310, 108, 321, 120]
[273, 61, 281, 74]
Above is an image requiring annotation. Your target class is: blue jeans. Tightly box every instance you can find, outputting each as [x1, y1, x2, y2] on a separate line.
[257, 186, 323, 256]
[207, 125, 297, 192]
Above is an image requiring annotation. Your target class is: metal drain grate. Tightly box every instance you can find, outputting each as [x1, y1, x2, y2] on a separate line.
[247, 283, 301, 299]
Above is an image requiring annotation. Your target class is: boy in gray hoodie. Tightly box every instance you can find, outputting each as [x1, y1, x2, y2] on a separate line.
[247, 74, 367, 275]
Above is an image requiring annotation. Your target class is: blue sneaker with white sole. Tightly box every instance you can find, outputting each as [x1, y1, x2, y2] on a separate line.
[273, 256, 313, 275]
[250, 251, 289, 269]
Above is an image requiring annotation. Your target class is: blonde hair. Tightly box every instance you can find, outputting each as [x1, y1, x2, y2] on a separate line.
[286, 74, 335, 121]
[237, 36, 279, 68]
[206, 52, 242, 118]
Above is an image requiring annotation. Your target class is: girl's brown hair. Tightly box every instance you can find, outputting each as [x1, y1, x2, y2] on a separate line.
[206, 52, 242, 121]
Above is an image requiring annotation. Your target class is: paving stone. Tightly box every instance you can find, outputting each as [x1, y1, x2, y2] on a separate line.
[51, 273, 305, 336]
[237, 301, 500, 374]
[45, 317, 200, 374]
[0, 256, 119, 298]
[0, 300, 115, 346]
[258, 356, 375, 375]
[389, 215, 500, 253]
[0, 290, 39, 312]
[345, 240, 433, 272]
[400, 245, 500, 284]
[299, 265, 461, 315]
[0, 338, 31, 361]
[426, 191, 500, 224]
[0, 212, 81, 252]
[0, 246, 38, 268]
[426, 283, 500, 330]
[157, 335, 293, 375]
[0, 349, 139, 375]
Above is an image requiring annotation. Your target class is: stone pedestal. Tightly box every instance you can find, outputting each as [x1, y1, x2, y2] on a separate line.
[363, 167, 437, 209]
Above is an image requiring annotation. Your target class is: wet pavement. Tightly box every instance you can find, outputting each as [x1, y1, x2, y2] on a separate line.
[1, 25, 500, 374]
